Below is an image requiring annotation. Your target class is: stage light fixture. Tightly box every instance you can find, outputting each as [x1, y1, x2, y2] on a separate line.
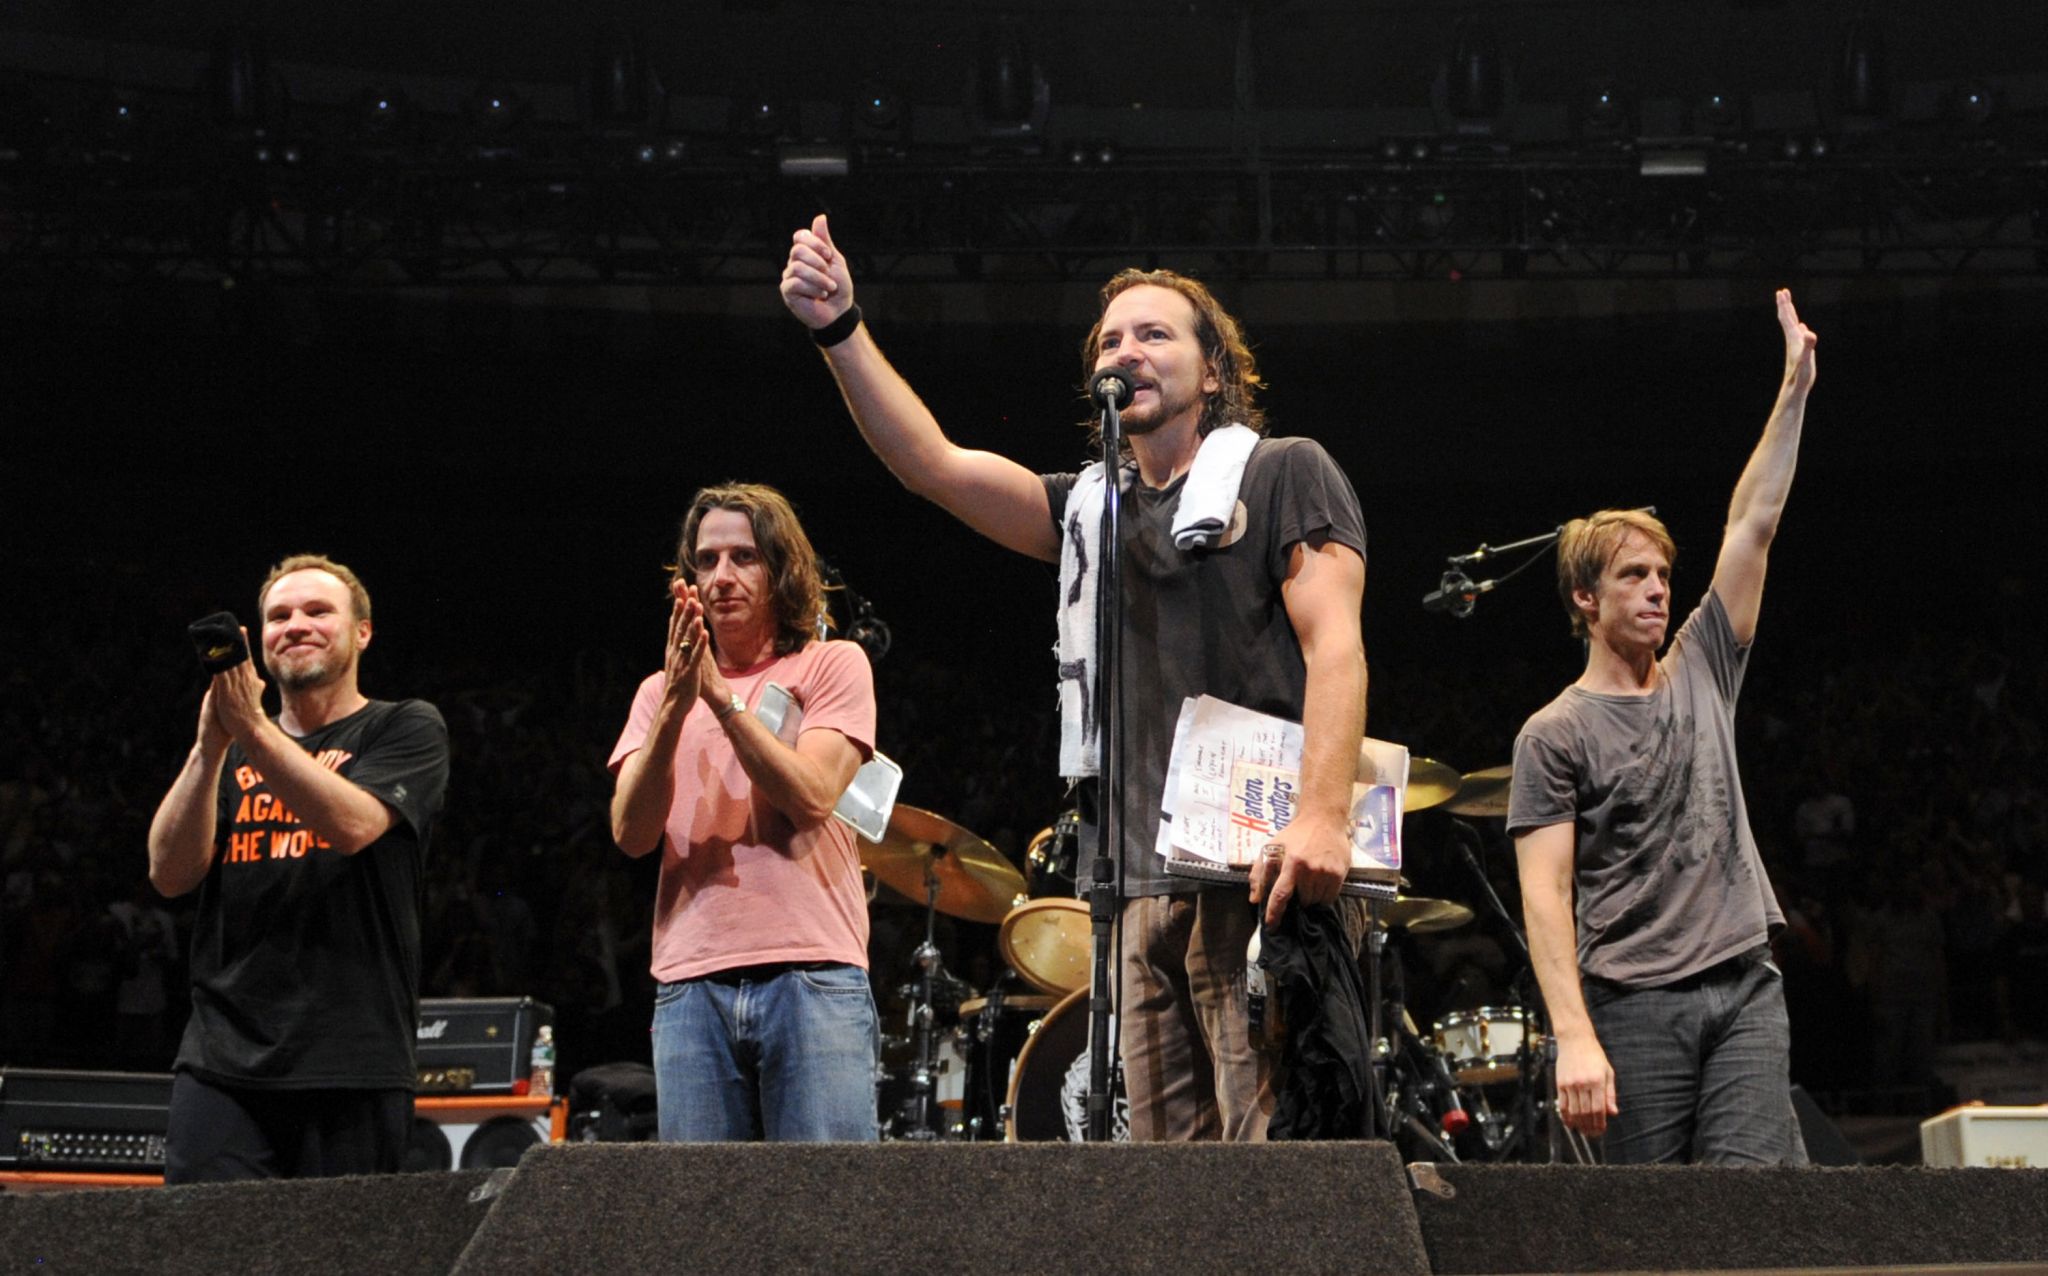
[732, 92, 788, 140]
[1694, 90, 1746, 137]
[777, 143, 850, 178]
[90, 94, 145, 163]
[856, 81, 901, 132]
[355, 87, 413, 141]
[967, 24, 1050, 143]
[1579, 78, 1632, 139]
[1448, 19, 1504, 122]
[1836, 11, 1887, 120]
[1640, 148, 1709, 178]
[207, 28, 280, 127]
[1951, 80, 1997, 128]
[465, 83, 530, 135]
[586, 29, 660, 128]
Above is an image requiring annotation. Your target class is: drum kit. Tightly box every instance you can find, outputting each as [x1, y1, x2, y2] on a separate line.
[863, 805, 1113, 1142]
[861, 760, 1588, 1162]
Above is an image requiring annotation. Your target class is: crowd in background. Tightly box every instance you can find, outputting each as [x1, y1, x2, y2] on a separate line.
[4, 571, 2044, 1120]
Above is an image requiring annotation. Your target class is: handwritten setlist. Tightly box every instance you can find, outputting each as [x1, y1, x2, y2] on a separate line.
[1158, 695, 1405, 880]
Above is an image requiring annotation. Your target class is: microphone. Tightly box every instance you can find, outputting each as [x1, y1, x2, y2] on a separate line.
[1430, 1044, 1471, 1135]
[1088, 367, 1134, 410]
[1421, 569, 1492, 618]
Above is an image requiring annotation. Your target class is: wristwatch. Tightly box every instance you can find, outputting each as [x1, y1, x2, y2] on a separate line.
[713, 692, 747, 722]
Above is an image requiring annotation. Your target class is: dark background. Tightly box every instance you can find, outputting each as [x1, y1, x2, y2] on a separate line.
[5, 0, 2047, 1140]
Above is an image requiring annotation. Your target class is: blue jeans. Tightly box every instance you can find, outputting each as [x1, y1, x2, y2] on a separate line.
[1584, 946, 1809, 1166]
[651, 962, 880, 1142]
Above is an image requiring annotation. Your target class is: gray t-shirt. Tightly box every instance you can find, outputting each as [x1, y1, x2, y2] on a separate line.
[1506, 590, 1783, 986]
[1044, 435, 1367, 896]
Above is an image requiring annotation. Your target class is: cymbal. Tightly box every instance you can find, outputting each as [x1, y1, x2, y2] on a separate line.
[1403, 757, 1463, 813]
[1377, 895, 1475, 934]
[1444, 765, 1514, 818]
[863, 805, 1025, 925]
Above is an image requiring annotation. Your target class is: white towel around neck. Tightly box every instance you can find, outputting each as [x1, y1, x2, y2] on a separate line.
[1055, 424, 1260, 779]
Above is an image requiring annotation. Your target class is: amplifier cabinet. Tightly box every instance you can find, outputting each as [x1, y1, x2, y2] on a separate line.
[0, 1069, 173, 1174]
[1920, 1104, 2048, 1168]
[415, 997, 553, 1094]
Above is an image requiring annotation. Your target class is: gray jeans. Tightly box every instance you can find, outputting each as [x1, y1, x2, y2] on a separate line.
[1584, 945, 1809, 1165]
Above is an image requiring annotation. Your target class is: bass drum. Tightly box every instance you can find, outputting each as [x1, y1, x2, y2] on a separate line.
[1003, 988, 1129, 1142]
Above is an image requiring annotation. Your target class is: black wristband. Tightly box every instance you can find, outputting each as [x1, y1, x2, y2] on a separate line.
[811, 305, 862, 349]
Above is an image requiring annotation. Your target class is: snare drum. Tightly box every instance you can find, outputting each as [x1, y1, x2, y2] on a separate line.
[1433, 1006, 1536, 1086]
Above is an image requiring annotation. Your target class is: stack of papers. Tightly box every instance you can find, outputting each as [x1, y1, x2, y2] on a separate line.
[1155, 695, 1405, 882]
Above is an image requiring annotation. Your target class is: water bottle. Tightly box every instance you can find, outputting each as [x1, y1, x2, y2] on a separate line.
[529, 1025, 556, 1099]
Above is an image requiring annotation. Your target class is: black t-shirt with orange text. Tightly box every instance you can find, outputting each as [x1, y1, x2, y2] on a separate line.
[177, 698, 449, 1090]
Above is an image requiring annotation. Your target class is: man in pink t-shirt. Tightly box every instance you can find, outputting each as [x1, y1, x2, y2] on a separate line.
[609, 483, 879, 1141]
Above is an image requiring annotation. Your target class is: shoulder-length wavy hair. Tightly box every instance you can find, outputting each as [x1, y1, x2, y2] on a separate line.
[671, 483, 828, 657]
[1076, 268, 1267, 453]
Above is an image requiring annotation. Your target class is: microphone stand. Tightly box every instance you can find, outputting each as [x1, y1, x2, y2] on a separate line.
[1085, 368, 1132, 1144]
[1423, 508, 1655, 619]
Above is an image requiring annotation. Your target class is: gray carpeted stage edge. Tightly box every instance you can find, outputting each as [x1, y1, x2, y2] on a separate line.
[449, 1141, 1431, 1274]
[0, 1168, 493, 1276]
[6, 1145, 2048, 1274]
[1412, 1162, 2048, 1273]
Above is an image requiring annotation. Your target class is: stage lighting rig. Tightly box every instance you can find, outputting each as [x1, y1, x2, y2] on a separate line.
[967, 23, 1049, 150]
[1578, 79, 1632, 141]
[1835, 10, 1889, 125]
[1695, 89, 1747, 138]
[584, 29, 663, 130]
[1446, 19, 1505, 127]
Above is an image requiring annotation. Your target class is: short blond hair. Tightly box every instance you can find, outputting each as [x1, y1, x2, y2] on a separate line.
[1556, 510, 1675, 638]
[259, 554, 372, 623]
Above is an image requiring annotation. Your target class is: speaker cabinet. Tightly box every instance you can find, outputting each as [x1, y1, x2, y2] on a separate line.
[406, 1096, 559, 1172]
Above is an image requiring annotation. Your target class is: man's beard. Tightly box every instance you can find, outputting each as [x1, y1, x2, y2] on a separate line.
[1119, 389, 1200, 436]
[269, 644, 353, 691]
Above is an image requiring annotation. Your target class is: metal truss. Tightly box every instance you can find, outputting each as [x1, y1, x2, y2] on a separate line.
[3, 140, 2043, 287]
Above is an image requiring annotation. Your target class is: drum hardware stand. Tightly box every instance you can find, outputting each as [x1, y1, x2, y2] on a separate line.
[1369, 911, 1462, 1159]
[1359, 891, 1404, 1141]
[1389, 1020, 1463, 1161]
[895, 858, 952, 1141]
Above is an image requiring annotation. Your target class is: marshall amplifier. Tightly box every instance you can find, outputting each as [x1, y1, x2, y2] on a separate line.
[416, 997, 553, 1094]
[0, 1068, 173, 1174]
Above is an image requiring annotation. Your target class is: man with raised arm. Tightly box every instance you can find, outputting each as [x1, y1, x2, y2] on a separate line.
[1507, 290, 1819, 1164]
[148, 555, 449, 1182]
[780, 215, 1367, 1141]
[609, 483, 879, 1142]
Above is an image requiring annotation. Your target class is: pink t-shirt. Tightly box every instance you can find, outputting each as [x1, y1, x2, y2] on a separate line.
[607, 640, 876, 982]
